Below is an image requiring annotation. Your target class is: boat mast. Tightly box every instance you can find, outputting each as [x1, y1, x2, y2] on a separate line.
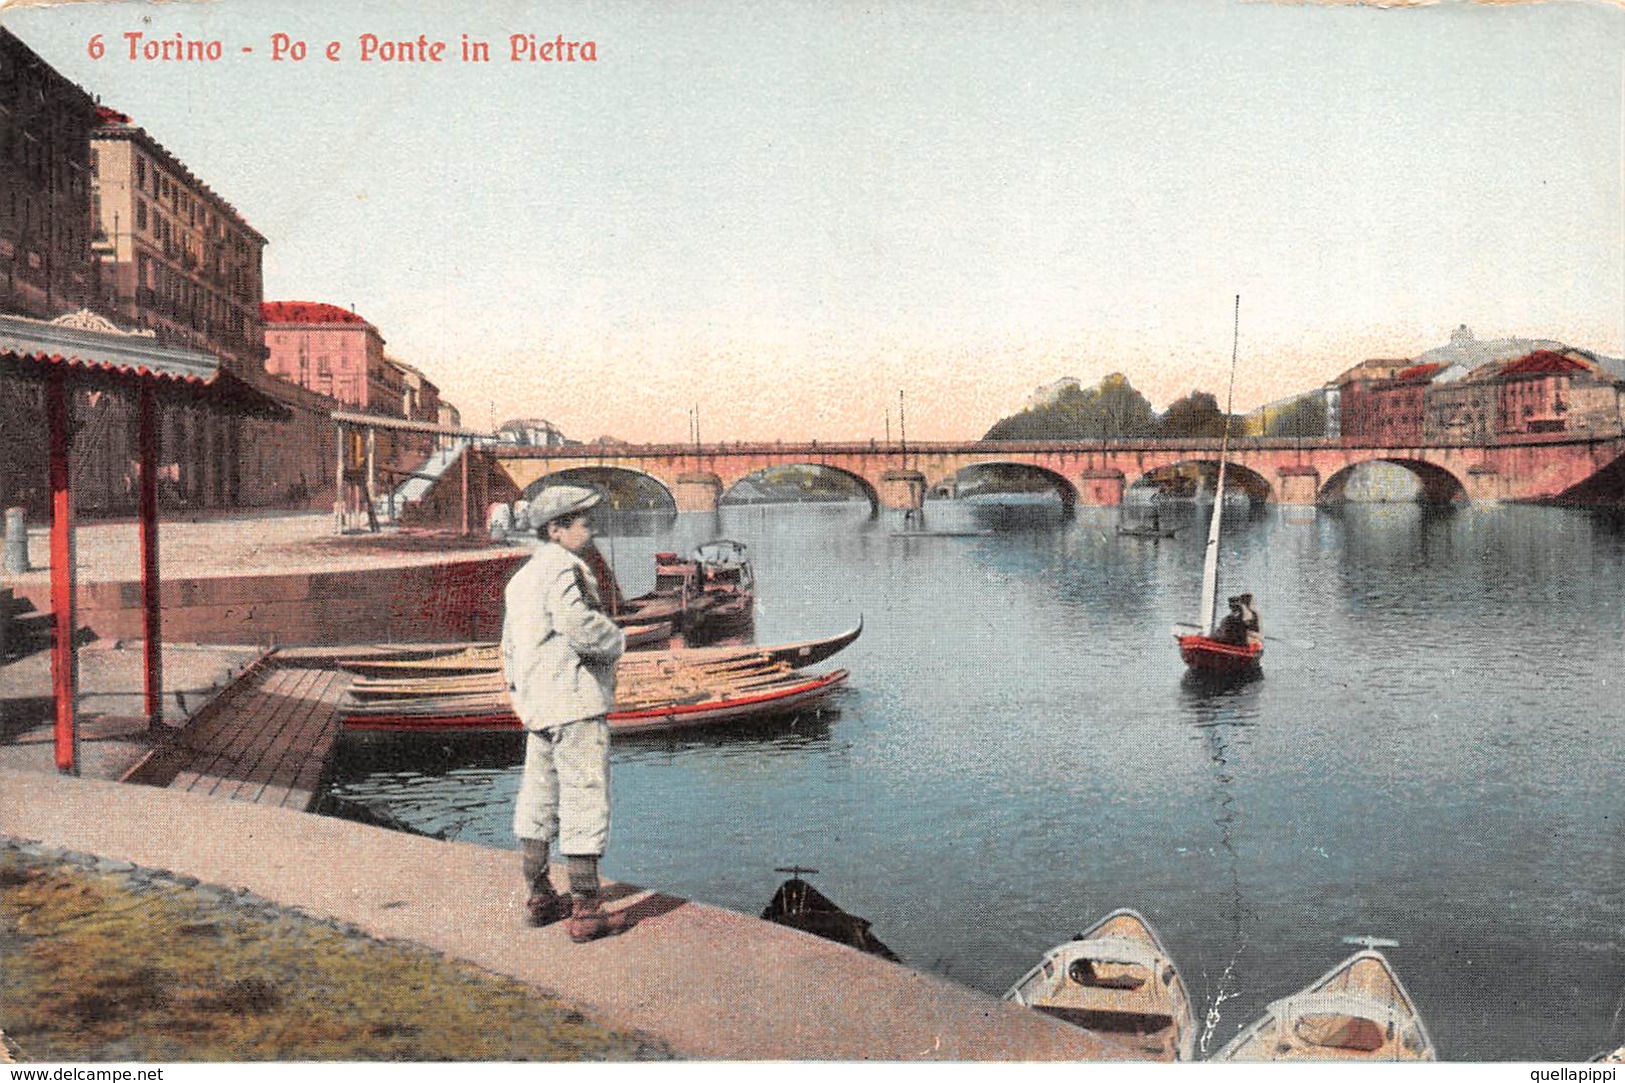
[1198, 295, 1240, 635]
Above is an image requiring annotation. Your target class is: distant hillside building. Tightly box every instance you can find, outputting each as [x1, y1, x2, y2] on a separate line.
[1491, 350, 1622, 437]
[496, 418, 568, 446]
[1338, 327, 1625, 446]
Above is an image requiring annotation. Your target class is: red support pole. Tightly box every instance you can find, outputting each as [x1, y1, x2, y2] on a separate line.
[45, 373, 77, 775]
[138, 383, 163, 731]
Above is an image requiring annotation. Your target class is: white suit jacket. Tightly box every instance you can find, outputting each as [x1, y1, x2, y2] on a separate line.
[501, 542, 626, 730]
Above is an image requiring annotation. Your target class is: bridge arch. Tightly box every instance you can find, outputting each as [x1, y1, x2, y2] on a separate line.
[933, 461, 1079, 514]
[1130, 460, 1275, 506]
[1318, 458, 1468, 504]
[521, 465, 677, 512]
[722, 463, 881, 514]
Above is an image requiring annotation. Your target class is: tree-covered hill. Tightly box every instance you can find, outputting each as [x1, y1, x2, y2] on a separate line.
[983, 375, 1238, 440]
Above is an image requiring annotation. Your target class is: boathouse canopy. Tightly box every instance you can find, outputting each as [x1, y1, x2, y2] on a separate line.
[0, 310, 285, 415]
[1, 309, 284, 776]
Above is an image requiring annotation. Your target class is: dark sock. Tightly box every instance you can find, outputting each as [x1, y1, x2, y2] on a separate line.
[567, 854, 600, 898]
[520, 838, 551, 894]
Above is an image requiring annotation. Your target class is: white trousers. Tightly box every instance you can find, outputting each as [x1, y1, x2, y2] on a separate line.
[512, 716, 611, 856]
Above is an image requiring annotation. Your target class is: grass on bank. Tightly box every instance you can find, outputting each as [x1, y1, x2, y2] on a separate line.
[0, 850, 669, 1062]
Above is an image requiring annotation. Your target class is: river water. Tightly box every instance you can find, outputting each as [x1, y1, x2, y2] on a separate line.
[324, 498, 1625, 1061]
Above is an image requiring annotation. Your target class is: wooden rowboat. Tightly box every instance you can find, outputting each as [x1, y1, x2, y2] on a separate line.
[622, 620, 677, 649]
[333, 620, 862, 680]
[348, 652, 808, 701]
[1004, 908, 1196, 1062]
[342, 667, 848, 736]
[1211, 949, 1435, 1062]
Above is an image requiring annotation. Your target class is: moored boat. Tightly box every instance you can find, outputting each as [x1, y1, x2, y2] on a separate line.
[621, 619, 677, 650]
[342, 665, 849, 736]
[598, 538, 757, 648]
[1210, 949, 1436, 1062]
[332, 620, 862, 681]
[1003, 908, 1196, 1062]
[761, 869, 900, 962]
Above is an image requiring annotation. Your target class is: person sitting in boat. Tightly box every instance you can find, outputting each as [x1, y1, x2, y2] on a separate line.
[1236, 592, 1261, 645]
[1213, 597, 1251, 646]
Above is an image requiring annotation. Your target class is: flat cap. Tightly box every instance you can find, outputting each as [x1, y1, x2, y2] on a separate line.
[531, 484, 603, 529]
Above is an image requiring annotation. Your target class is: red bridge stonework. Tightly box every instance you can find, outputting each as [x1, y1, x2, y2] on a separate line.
[485, 434, 1625, 512]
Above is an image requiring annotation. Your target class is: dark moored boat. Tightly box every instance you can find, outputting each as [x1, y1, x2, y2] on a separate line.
[761, 871, 899, 962]
[589, 539, 756, 649]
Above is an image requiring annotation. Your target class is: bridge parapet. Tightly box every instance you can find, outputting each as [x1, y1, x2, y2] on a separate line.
[481, 431, 1625, 508]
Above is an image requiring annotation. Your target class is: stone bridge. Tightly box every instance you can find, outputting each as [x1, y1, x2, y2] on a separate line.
[481, 433, 1625, 513]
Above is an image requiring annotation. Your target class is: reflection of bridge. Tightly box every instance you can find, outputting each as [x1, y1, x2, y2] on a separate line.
[484, 433, 1625, 513]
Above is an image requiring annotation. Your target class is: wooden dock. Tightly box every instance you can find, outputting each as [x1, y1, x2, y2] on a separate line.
[124, 654, 353, 811]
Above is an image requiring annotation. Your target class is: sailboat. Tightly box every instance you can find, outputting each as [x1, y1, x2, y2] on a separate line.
[1171, 296, 1263, 676]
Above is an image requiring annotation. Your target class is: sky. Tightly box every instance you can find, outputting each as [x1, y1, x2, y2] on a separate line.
[6, 0, 1625, 443]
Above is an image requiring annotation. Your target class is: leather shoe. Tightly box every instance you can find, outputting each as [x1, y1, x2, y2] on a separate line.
[566, 895, 619, 942]
[526, 889, 569, 928]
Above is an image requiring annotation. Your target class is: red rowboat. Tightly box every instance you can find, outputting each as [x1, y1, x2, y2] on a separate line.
[1173, 628, 1263, 675]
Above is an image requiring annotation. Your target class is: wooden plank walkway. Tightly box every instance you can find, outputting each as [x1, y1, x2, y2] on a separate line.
[124, 659, 352, 811]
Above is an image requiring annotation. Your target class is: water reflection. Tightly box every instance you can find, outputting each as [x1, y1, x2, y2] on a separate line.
[612, 704, 840, 764]
[1179, 674, 1260, 1056]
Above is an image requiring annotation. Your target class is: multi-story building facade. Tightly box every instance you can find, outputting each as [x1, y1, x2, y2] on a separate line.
[1418, 349, 1622, 443]
[90, 106, 267, 370]
[0, 29, 104, 512]
[1339, 362, 1444, 446]
[1, 29, 344, 518]
[262, 302, 457, 487]
[390, 357, 441, 425]
[262, 301, 402, 415]
[1493, 350, 1623, 437]
[0, 27, 100, 320]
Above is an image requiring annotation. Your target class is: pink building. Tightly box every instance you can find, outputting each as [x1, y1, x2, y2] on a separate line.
[261, 300, 403, 416]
